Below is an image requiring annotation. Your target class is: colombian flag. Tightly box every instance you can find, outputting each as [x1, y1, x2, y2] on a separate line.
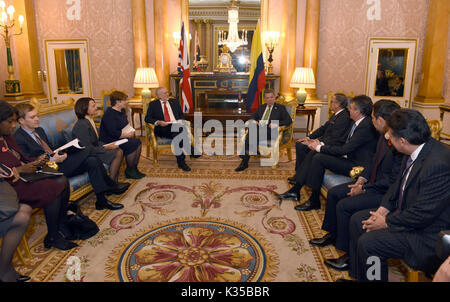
[247, 20, 266, 112]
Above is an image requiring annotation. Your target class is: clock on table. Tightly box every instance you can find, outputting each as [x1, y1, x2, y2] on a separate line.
[215, 45, 236, 73]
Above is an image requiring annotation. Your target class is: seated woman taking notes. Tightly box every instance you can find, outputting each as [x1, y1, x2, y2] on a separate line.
[99, 91, 145, 179]
[72, 97, 124, 182]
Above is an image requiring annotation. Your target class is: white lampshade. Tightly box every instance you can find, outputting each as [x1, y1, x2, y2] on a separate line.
[290, 67, 316, 89]
[133, 67, 159, 89]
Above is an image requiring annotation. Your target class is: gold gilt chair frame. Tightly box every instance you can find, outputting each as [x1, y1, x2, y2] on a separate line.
[142, 97, 194, 165]
[240, 95, 297, 169]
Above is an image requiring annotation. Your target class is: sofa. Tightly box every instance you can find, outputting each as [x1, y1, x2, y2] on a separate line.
[29, 98, 96, 201]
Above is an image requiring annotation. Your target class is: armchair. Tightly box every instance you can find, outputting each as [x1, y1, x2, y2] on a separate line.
[240, 95, 297, 169]
[142, 97, 194, 165]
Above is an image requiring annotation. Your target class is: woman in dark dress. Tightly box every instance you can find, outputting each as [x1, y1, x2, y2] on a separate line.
[0, 167, 32, 282]
[99, 91, 145, 179]
[0, 101, 77, 252]
[72, 97, 124, 182]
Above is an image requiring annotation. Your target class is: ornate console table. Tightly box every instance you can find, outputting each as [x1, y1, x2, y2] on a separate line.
[170, 72, 279, 110]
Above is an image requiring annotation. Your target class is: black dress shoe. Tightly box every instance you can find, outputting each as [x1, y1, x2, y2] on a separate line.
[95, 199, 124, 211]
[190, 153, 202, 159]
[288, 179, 296, 186]
[106, 182, 130, 196]
[235, 161, 249, 172]
[276, 189, 300, 201]
[309, 233, 336, 247]
[17, 275, 31, 282]
[325, 255, 350, 271]
[294, 199, 320, 211]
[335, 278, 355, 282]
[287, 176, 296, 182]
[178, 162, 192, 172]
[44, 234, 78, 251]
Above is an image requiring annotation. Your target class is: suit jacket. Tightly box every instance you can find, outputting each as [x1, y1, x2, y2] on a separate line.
[249, 103, 292, 127]
[309, 109, 352, 146]
[72, 118, 116, 165]
[381, 139, 450, 270]
[320, 116, 378, 167]
[14, 126, 91, 176]
[362, 137, 404, 195]
[144, 98, 186, 137]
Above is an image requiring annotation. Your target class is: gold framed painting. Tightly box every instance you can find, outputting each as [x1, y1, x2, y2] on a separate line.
[365, 38, 418, 108]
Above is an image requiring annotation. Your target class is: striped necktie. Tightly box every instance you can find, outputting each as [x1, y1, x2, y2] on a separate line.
[394, 156, 414, 215]
[33, 131, 53, 155]
[346, 123, 357, 143]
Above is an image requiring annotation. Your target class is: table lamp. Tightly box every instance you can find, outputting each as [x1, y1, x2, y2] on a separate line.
[133, 67, 159, 99]
[290, 67, 316, 108]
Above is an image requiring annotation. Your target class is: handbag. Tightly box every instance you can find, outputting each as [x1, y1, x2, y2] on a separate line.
[62, 202, 99, 240]
[19, 166, 64, 183]
[0, 181, 19, 221]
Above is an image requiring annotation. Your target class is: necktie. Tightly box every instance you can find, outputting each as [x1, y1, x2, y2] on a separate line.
[262, 105, 272, 121]
[394, 156, 414, 215]
[163, 101, 171, 122]
[346, 123, 357, 143]
[368, 137, 387, 183]
[33, 131, 53, 155]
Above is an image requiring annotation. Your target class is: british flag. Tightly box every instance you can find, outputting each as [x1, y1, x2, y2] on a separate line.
[178, 21, 193, 113]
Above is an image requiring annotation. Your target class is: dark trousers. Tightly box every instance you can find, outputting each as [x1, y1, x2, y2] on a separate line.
[156, 124, 192, 163]
[294, 142, 312, 172]
[349, 209, 408, 281]
[323, 182, 383, 252]
[305, 153, 355, 192]
[294, 150, 317, 185]
[61, 155, 115, 194]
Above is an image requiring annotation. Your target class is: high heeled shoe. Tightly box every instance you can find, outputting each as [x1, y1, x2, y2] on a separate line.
[44, 233, 78, 251]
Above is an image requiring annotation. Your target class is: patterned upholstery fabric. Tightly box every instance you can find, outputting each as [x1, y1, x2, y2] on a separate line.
[281, 105, 294, 145]
[322, 170, 352, 191]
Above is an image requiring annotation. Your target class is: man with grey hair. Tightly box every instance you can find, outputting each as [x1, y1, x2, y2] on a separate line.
[144, 87, 201, 171]
[288, 93, 352, 184]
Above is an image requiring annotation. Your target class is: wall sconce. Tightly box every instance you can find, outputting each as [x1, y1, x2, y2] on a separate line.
[0, 1, 24, 100]
[173, 31, 192, 49]
[290, 67, 316, 108]
[133, 67, 159, 100]
[263, 31, 280, 74]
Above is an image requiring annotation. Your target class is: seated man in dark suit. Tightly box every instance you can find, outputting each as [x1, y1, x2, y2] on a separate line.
[144, 87, 200, 172]
[288, 93, 352, 184]
[309, 100, 403, 271]
[277, 95, 378, 211]
[14, 104, 127, 211]
[235, 89, 292, 172]
[346, 109, 450, 282]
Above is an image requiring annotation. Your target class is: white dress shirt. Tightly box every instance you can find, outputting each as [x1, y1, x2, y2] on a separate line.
[316, 116, 366, 152]
[157, 100, 177, 125]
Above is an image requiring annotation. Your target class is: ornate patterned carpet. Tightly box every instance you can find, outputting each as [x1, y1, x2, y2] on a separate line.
[12, 150, 364, 282]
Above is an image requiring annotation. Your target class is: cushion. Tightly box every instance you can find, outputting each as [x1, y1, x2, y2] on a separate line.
[68, 172, 91, 192]
[38, 109, 77, 148]
[322, 170, 352, 191]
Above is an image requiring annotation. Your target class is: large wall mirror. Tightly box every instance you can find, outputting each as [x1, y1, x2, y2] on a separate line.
[189, 0, 261, 72]
[45, 39, 92, 104]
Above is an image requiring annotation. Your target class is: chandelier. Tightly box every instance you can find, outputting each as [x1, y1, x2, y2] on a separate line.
[218, 0, 247, 53]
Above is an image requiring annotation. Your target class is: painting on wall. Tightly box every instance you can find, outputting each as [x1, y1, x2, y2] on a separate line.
[366, 39, 417, 108]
